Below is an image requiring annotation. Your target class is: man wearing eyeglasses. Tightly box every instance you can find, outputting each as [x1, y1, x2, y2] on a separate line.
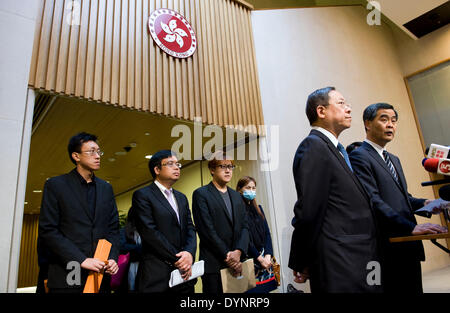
[38, 132, 120, 293]
[133, 150, 197, 293]
[192, 151, 249, 293]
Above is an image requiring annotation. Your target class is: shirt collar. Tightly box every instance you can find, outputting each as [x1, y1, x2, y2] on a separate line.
[73, 168, 96, 185]
[312, 126, 339, 148]
[364, 139, 385, 159]
[154, 179, 172, 195]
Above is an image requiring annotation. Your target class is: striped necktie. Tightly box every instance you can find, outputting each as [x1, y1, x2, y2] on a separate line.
[382, 150, 399, 183]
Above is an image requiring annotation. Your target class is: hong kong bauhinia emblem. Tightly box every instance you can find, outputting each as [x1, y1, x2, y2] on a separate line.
[148, 9, 197, 58]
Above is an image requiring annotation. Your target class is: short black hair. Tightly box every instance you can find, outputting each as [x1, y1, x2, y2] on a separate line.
[148, 150, 177, 179]
[67, 132, 98, 165]
[346, 141, 363, 154]
[363, 103, 398, 131]
[305, 86, 335, 125]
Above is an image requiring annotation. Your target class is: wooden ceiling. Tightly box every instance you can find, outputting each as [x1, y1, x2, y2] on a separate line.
[246, 0, 365, 10]
[25, 94, 200, 214]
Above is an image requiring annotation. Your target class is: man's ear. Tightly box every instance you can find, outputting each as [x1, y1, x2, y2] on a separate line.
[72, 152, 80, 164]
[154, 166, 161, 176]
[364, 120, 371, 132]
[316, 105, 326, 119]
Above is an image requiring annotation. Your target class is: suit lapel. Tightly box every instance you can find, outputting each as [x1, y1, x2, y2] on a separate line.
[173, 190, 185, 229]
[389, 154, 408, 191]
[228, 187, 242, 234]
[67, 170, 94, 222]
[93, 179, 102, 223]
[208, 182, 233, 225]
[362, 142, 404, 191]
[312, 130, 369, 199]
[149, 183, 180, 226]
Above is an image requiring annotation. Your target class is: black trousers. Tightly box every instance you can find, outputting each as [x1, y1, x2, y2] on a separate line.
[201, 273, 223, 294]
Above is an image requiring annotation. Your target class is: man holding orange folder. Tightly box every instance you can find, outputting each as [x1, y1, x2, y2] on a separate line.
[38, 132, 120, 293]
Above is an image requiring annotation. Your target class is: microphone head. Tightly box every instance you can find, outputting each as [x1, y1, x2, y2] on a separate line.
[439, 184, 450, 201]
[422, 157, 428, 166]
[423, 158, 439, 172]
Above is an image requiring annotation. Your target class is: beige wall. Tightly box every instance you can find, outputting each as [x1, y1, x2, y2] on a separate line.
[392, 24, 450, 77]
[0, 0, 39, 292]
[252, 5, 450, 292]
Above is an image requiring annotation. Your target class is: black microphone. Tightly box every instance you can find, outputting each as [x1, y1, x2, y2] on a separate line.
[439, 185, 450, 201]
[421, 178, 450, 187]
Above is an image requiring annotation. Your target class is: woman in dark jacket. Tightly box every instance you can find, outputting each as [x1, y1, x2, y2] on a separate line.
[236, 176, 277, 293]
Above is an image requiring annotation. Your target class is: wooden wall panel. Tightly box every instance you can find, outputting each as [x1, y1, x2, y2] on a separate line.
[28, 0, 264, 133]
[17, 215, 40, 288]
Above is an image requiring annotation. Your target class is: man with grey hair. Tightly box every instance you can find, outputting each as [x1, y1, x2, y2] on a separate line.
[349, 102, 447, 293]
[289, 87, 382, 293]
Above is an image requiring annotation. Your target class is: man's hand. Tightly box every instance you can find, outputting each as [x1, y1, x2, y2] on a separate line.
[412, 223, 448, 235]
[230, 262, 243, 277]
[225, 250, 241, 267]
[293, 269, 309, 284]
[80, 258, 106, 272]
[105, 259, 119, 275]
[424, 199, 449, 215]
[181, 268, 193, 281]
[175, 251, 193, 272]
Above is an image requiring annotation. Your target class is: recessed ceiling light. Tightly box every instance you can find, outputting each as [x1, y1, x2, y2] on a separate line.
[145, 155, 152, 159]
[24, 202, 28, 205]
[129, 142, 137, 147]
[115, 151, 127, 156]
[108, 158, 116, 162]
[145, 132, 150, 136]
[33, 190, 42, 193]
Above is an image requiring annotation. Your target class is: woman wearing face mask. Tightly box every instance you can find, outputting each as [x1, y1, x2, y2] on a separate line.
[236, 176, 277, 293]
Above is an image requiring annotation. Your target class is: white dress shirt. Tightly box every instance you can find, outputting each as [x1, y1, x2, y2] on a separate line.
[364, 139, 386, 160]
[154, 179, 179, 219]
[312, 126, 344, 157]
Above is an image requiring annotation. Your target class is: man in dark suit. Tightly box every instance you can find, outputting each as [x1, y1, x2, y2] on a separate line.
[288, 87, 382, 293]
[133, 150, 197, 293]
[192, 151, 249, 294]
[349, 102, 447, 293]
[38, 132, 120, 293]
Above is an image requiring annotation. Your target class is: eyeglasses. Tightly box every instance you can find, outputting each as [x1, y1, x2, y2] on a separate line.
[161, 161, 182, 169]
[217, 164, 236, 171]
[80, 149, 104, 156]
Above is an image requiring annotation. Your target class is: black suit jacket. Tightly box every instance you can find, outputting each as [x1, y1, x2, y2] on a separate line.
[288, 130, 381, 293]
[133, 183, 197, 292]
[192, 182, 249, 274]
[38, 169, 120, 290]
[349, 141, 427, 262]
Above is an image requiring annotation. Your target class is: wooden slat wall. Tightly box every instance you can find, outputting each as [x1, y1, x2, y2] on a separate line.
[17, 215, 40, 288]
[28, 0, 264, 132]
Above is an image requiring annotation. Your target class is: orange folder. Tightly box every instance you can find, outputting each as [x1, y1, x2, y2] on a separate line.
[83, 239, 112, 293]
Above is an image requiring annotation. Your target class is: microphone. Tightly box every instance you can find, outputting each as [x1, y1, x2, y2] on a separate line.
[423, 158, 439, 172]
[427, 144, 450, 159]
[422, 158, 450, 176]
[439, 185, 450, 201]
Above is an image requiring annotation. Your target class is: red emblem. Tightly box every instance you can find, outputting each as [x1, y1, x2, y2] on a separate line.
[439, 160, 450, 174]
[148, 9, 197, 58]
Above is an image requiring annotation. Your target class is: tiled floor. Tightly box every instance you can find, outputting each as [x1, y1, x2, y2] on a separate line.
[423, 265, 450, 293]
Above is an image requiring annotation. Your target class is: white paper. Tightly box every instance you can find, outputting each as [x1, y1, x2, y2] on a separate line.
[169, 260, 205, 288]
[416, 198, 450, 213]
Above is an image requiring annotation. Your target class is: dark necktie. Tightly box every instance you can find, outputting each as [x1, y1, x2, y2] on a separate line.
[382, 150, 399, 183]
[337, 142, 353, 172]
